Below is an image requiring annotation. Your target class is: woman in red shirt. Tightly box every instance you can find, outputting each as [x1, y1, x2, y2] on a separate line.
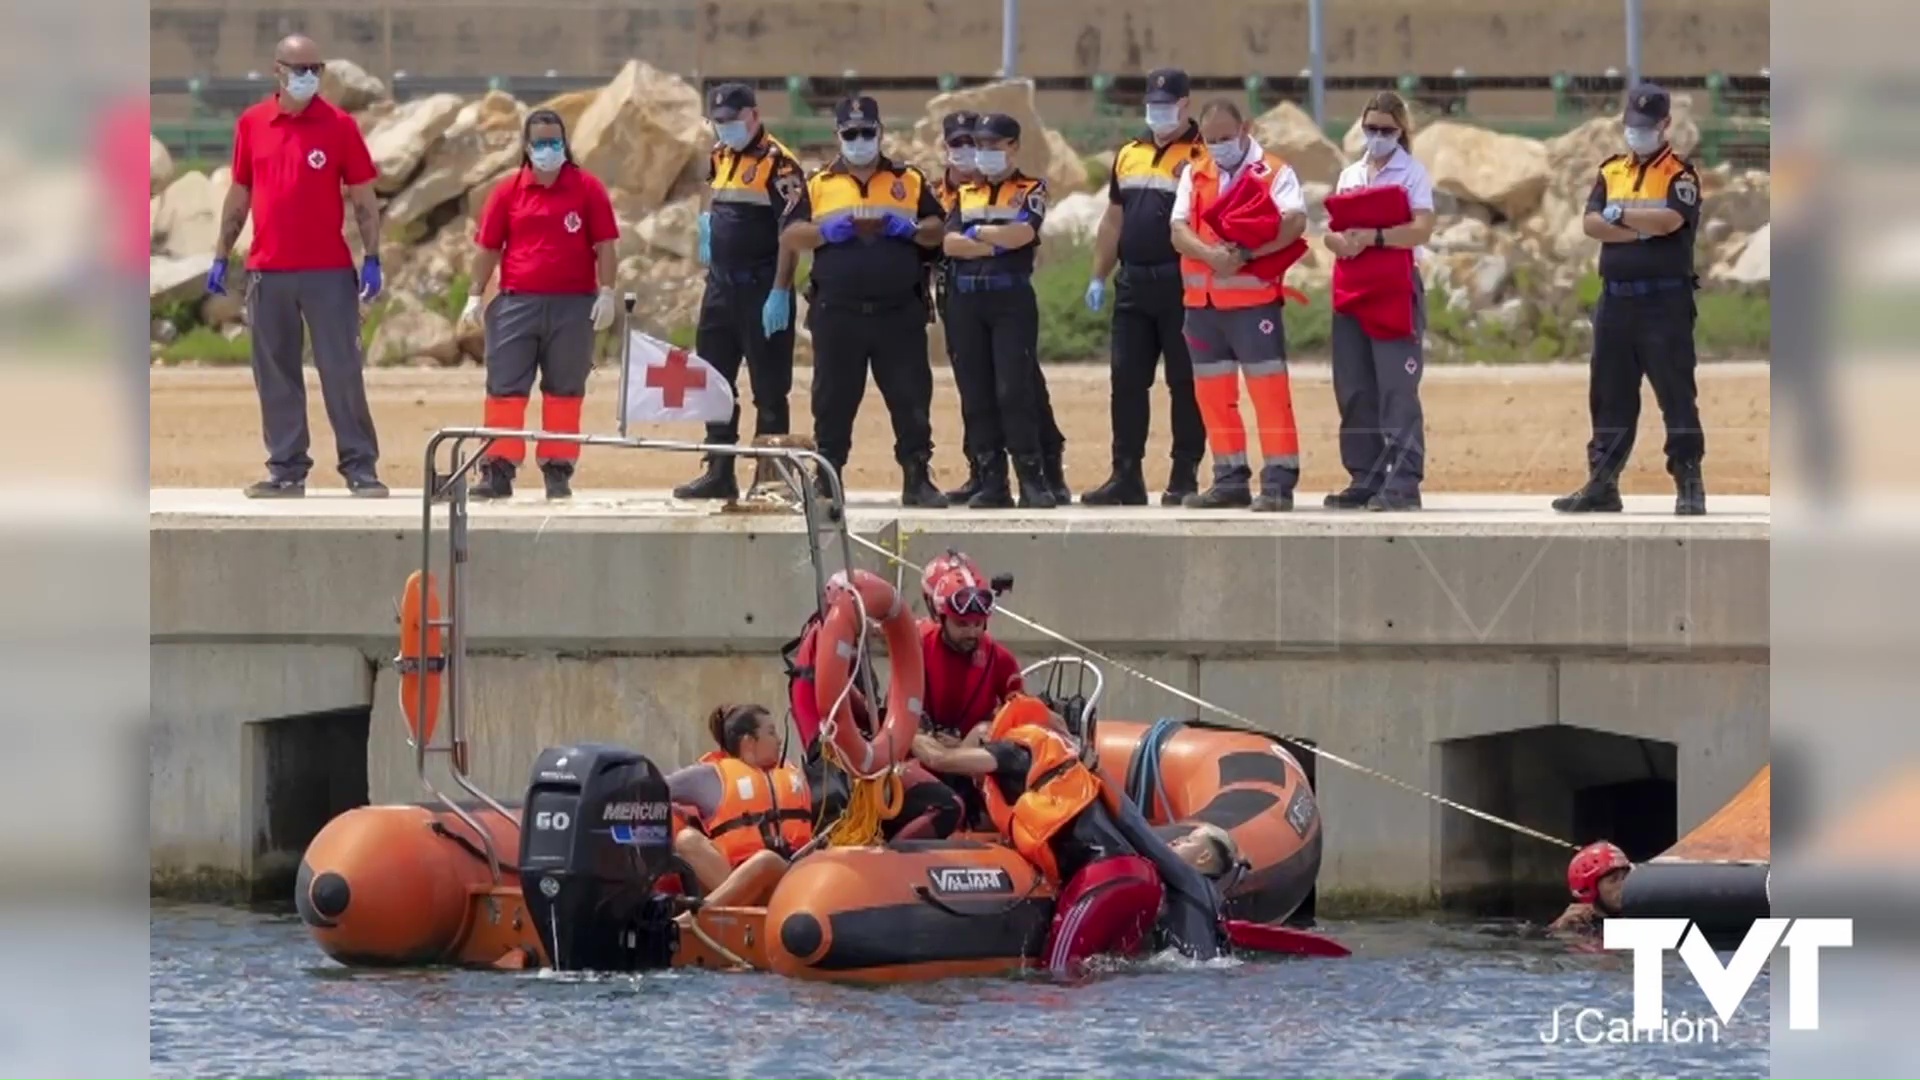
[460, 110, 620, 500]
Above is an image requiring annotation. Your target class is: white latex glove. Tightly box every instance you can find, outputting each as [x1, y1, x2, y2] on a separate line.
[458, 295, 482, 330]
[589, 287, 616, 332]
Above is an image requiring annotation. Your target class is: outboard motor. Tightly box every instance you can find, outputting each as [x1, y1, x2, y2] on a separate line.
[519, 743, 679, 973]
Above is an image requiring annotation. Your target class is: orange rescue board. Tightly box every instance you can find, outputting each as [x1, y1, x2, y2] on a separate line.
[1661, 765, 1770, 864]
[397, 571, 444, 747]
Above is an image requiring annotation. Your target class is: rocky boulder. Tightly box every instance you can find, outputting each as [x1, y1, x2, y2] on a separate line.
[532, 89, 599, 132]
[629, 195, 702, 262]
[1251, 101, 1345, 186]
[1710, 223, 1770, 287]
[367, 302, 459, 366]
[150, 137, 174, 193]
[152, 168, 251, 259]
[570, 60, 709, 216]
[321, 58, 388, 113]
[1413, 121, 1550, 222]
[149, 255, 209, 306]
[905, 80, 1088, 193]
[385, 126, 519, 235]
[447, 90, 528, 142]
[366, 93, 465, 195]
[1040, 191, 1106, 245]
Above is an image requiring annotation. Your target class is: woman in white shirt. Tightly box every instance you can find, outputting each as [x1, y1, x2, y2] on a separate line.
[1323, 91, 1436, 511]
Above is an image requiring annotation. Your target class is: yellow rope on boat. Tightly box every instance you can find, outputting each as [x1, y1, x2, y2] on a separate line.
[817, 744, 906, 848]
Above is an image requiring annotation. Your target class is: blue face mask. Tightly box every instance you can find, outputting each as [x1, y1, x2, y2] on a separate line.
[284, 70, 320, 102]
[1206, 138, 1245, 169]
[528, 143, 566, 172]
[840, 136, 879, 166]
[974, 149, 1009, 176]
[716, 120, 751, 151]
[1146, 104, 1181, 134]
[1624, 125, 1664, 157]
[948, 146, 976, 170]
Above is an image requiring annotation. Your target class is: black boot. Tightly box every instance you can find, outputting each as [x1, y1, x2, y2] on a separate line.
[1081, 460, 1148, 506]
[1183, 468, 1252, 509]
[813, 460, 847, 520]
[901, 457, 949, 508]
[1043, 451, 1072, 506]
[1673, 462, 1707, 516]
[542, 461, 574, 501]
[470, 458, 514, 500]
[1161, 460, 1201, 507]
[944, 458, 984, 503]
[673, 455, 738, 501]
[1012, 455, 1058, 510]
[968, 454, 1014, 509]
[1551, 477, 1624, 513]
[1324, 485, 1375, 510]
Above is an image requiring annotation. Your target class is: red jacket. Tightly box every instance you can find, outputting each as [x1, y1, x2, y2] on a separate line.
[1200, 166, 1310, 306]
[1326, 185, 1418, 340]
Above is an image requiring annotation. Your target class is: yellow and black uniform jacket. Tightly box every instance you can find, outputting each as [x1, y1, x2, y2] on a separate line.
[1107, 121, 1208, 267]
[944, 171, 1048, 279]
[706, 129, 805, 270]
[1585, 147, 1702, 282]
[780, 155, 944, 304]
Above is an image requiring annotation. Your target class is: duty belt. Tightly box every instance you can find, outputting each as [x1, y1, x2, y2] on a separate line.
[1604, 277, 1690, 297]
[1121, 261, 1184, 280]
[710, 264, 776, 285]
[953, 273, 1030, 293]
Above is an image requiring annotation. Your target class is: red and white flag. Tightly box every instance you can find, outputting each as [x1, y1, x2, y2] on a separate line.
[622, 330, 735, 425]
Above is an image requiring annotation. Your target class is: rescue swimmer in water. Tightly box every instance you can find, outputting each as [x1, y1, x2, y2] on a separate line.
[1548, 840, 1632, 935]
[911, 693, 1230, 971]
[664, 703, 815, 907]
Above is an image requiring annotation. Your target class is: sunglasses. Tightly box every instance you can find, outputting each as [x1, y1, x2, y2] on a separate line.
[944, 587, 994, 617]
[279, 62, 324, 76]
[945, 137, 976, 149]
[1362, 124, 1400, 138]
[839, 127, 879, 141]
[529, 137, 565, 153]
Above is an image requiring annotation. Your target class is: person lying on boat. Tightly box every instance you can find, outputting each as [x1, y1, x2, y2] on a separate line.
[1167, 822, 1253, 888]
[784, 609, 968, 841]
[1547, 840, 1632, 935]
[912, 693, 1228, 972]
[919, 561, 1028, 829]
[661, 704, 814, 908]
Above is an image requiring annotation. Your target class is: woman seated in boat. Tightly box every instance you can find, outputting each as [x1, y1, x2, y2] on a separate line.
[1548, 841, 1633, 935]
[662, 703, 813, 907]
[912, 694, 1228, 972]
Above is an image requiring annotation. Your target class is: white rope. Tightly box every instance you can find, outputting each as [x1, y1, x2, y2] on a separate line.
[847, 532, 1578, 852]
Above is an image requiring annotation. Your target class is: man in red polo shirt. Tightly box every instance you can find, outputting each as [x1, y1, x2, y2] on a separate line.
[209, 34, 387, 498]
[919, 563, 1026, 827]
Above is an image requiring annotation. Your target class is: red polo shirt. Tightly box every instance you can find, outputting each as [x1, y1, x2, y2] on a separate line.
[231, 94, 377, 272]
[920, 620, 1024, 738]
[476, 164, 619, 295]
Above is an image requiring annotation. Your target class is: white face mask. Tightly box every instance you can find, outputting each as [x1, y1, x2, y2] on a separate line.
[528, 145, 566, 172]
[1206, 138, 1245, 170]
[1146, 104, 1181, 135]
[1364, 133, 1400, 160]
[284, 70, 320, 102]
[840, 136, 879, 166]
[974, 149, 1010, 176]
[1624, 125, 1664, 157]
[947, 146, 976, 170]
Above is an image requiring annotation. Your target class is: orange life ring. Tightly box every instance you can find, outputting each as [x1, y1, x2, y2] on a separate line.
[813, 569, 924, 776]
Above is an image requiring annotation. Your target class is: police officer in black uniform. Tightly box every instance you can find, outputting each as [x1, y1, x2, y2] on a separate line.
[1081, 68, 1209, 507]
[942, 113, 1055, 508]
[780, 96, 949, 507]
[675, 83, 805, 500]
[1555, 83, 1708, 516]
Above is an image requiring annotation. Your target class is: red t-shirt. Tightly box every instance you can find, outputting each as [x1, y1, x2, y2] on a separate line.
[100, 96, 152, 275]
[476, 164, 619, 295]
[231, 95, 377, 272]
[920, 621, 1024, 738]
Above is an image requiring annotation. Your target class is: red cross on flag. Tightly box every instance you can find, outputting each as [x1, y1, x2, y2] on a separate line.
[622, 329, 735, 424]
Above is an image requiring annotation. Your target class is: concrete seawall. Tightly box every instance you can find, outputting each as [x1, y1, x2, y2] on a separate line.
[150, 489, 1769, 910]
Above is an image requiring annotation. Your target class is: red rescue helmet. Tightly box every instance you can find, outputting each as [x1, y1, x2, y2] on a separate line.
[930, 565, 995, 620]
[1567, 841, 1632, 903]
[923, 550, 984, 612]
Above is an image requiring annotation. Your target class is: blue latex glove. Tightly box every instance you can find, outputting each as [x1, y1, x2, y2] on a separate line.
[762, 287, 792, 336]
[357, 256, 383, 302]
[205, 259, 229, 296]
[1084, 278, 1106, 313]
[881, 212, 920, 241]
[820, 216, 858, 244]
[963, 224, 983, 241]
[697, 211, 712, 265]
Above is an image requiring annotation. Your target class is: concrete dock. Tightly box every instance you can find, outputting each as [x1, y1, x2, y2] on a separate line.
[150, 488, 1769, 908]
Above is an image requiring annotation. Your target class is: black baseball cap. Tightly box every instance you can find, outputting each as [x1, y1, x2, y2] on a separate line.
[834, 96, 881, 130]
[975, 113, 1021, 142]
[1144, 68, 1191, 104]
[1623, 82, 1670, 128]
[941, 110, 980, 142]
[708, 82, 756, 120]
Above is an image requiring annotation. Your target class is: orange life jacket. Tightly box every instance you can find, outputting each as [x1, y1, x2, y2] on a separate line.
[695, 750, 813, 867]
[1180, 149, 1288, 311]
[978, 695, 1106, 883]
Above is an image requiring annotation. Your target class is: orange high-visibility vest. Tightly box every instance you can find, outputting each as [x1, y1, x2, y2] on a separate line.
[978, 697, 1104, 883]
[1181, 150, 1289, 311]
[698, 751, 813, 867]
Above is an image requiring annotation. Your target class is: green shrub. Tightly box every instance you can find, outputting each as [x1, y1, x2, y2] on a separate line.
[159, 326, 251, 365]
[1033, 241, 1108, 363]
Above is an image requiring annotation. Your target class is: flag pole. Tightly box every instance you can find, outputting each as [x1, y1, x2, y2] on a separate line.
[615, 293, 637, 439]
